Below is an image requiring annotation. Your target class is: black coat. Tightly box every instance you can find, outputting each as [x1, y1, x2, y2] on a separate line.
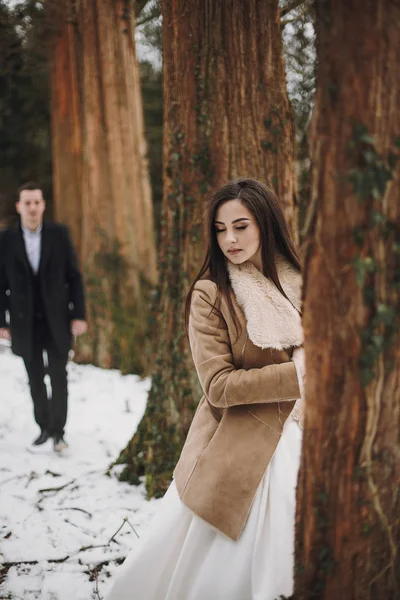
[0, 222, 86, 360]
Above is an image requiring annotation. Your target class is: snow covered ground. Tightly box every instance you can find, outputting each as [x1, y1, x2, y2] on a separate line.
[0, 343, 161, 599]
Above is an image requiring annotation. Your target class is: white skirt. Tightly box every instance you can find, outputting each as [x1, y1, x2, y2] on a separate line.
[105, 418, 302, 600]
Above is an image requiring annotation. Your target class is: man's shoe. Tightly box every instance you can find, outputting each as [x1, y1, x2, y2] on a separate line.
[32, 430, 50, 446]
[53, 435, 68, 452]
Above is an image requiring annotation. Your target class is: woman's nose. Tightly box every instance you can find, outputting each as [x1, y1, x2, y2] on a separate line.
[226, 230, 237, 244]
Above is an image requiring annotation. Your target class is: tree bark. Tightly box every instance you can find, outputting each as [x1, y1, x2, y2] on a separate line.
[50, 8, 83, 258]
[49, 0, 157, 373]
[117, 0, 297, 496]
[295, 1, 400, 598]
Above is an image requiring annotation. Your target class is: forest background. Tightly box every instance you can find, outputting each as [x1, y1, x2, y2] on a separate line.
[0, 1, 399, 598]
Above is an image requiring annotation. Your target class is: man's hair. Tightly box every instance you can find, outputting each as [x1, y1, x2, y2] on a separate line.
[17, 181, 43, 200]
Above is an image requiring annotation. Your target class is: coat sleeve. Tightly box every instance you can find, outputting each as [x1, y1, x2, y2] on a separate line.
[0, 230, 10, 328]
[188, 282, 301, 409]
[63, 226, 86, 320]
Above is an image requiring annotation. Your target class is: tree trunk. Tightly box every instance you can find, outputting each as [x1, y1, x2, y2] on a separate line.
[50, 7, 83, 258]
[116, 0, 297, 496]
[49, 0, 157, 374]
[295, 1, 400, 598]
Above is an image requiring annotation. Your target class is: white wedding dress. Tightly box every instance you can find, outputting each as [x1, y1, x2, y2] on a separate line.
[104, 415, 302, 600]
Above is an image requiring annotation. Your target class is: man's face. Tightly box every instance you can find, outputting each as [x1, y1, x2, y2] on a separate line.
[16, 189, 46, 231]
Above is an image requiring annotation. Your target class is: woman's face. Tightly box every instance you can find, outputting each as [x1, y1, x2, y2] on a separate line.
[214, 199, 262, 270]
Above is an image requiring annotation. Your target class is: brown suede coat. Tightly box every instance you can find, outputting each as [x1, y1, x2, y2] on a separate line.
[174, 262, 302, 541]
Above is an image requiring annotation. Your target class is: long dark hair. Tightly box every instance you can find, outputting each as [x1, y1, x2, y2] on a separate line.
[184, 178, 300, 334]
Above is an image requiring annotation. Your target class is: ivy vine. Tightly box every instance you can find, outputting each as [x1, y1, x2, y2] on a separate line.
[348, 123, 400, 386]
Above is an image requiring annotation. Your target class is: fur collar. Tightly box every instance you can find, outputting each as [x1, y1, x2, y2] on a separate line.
[227, 256, 303, 351]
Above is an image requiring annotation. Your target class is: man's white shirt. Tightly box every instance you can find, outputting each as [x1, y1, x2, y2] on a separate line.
[22, 224, 42, 274]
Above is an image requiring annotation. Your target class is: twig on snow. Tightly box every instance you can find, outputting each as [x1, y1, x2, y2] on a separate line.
[55, 506, 93, 518]
[2, 543, 112, 568]
[108, 517, 140, 545]
[25, 471, 38, 488]
[38, 478, 76, 494]
[74, 543, 111, 555]
[94, 567, 101, 600]
[44, 469, 62, 477]
[125, 518, 140, 539]
[108, 519, 127, 544]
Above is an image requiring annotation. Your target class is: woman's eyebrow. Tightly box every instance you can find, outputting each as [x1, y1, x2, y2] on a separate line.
[232, 218, 250, 224]
[214, 217, 250, 225]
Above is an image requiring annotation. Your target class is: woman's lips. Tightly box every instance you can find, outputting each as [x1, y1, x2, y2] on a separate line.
[228, 249, 241, 255]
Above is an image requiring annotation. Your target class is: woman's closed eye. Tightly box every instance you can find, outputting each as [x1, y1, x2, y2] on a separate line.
[215, 226, 247, 234]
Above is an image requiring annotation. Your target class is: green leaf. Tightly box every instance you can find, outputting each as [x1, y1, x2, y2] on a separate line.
[371, 334, 384, 350]
[371, 211, 386, 225]
[376, 303, 395, 325]
[359, 133, 376, 146]
[363, 149, 377, 164]
[371, 186, 382, 200]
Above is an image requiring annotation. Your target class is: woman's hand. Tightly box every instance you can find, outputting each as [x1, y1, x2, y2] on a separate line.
[292, 346, 306, 397]
[291, 346, 306, 427]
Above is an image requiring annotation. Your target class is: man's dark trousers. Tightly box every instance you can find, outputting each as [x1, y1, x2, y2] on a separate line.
[23, 316, 68, 437]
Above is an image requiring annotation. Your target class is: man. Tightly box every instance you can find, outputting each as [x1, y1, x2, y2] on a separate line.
[0, 182, 87, 451]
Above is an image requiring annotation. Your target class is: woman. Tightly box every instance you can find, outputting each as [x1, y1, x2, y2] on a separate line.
[105, 178, 305, 600]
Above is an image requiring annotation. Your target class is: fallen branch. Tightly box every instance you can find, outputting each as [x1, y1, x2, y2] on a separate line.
[72, 543, 110, 555]
[3, 557, 68, 567]
[55, 506, 93, 518]
[2, 544, 113, 568]
[44, 469, 62, 477]
[38, 479, 76, 494]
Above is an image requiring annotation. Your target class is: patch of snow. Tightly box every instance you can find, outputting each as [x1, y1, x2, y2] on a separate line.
[0, 346, 160, 599]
